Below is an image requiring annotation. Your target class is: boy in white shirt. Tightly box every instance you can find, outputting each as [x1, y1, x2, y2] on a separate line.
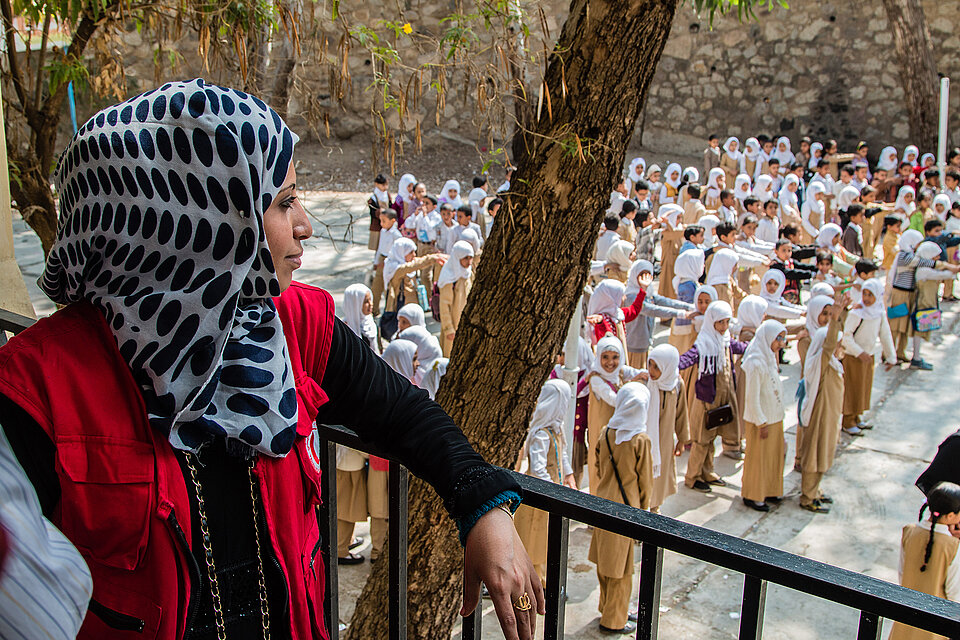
[455, 205, 485, 248]
[437, 203, 458, 254]
[945, 170, 960, 206]
[595, 214, 621, 261]
[411, 195, 443, 290]
[756, 200, 781, 245]
[486, 197, 502, 237]
[373, 209, 401, 314]
[468, 176, 489, 239]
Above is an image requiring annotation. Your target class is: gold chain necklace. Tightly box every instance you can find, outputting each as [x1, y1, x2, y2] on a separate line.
[185, 453, 271, 640]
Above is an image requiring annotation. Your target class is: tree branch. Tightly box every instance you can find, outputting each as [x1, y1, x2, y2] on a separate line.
[0, 0, 40, 127]
[33, 9, 52, 106]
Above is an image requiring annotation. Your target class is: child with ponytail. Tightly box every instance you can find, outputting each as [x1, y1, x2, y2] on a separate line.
[889, 481, 960, 640]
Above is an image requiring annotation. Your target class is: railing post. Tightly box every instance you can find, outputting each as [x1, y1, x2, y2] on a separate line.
[636, 542, 663, 639]
[462, 607, 482, 639]
[319, 440, 340, 639]
[388, 463, 409, 640]
[857, 611, 883, 640]
[543, 512, 570, 640]
[739, 575, 767, 640]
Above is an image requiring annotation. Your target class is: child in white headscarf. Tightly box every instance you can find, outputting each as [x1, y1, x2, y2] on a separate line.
[911, 241, 959, 369]
[740, 319, 788, 511]
[720, 137, 742, 186]
[841, 279, 895, 435]
[753, 175, 775, 203]
[659, 163, 683, 206]
[741, 138, 761, 179]
[436, 240, 475, 355]
[645, 344, 689, 512]
[797, 296, 845, 513]
[894, 185, 917, 225]
[679, 300, 748, 492]
[588, 382, 654, 634]
[627, 157, 646, 198]
[759, 270, 805, 320]
[668, 249, 707, 352]
[395, 325, 443, 388]
[705, 247, 740, 305]
[801, 182, 827, 245]
[625, 260, 695, 369]
[514, 379, 576, 584]
[383, 238, 447, 322]
[877, 146, 898, 172]
[903, 145, 920, 167]
[778, 174, 802, 230]
[342, 284, 380, 354]
[604, 240, 636, 283]
[585, 336, 643, 497]
[704, 168, 726, 209]
[772, 137, 795, 172]
[658, 203, 685, 300]
[397, 303, 426, 333]
[438, 179, 463, 208]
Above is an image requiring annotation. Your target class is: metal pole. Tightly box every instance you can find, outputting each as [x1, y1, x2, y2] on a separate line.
[561, 294, 582, 449]
[937, 77, 949, 192]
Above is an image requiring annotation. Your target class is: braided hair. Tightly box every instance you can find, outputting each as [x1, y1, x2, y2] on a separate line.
[918, 481, 960, 573]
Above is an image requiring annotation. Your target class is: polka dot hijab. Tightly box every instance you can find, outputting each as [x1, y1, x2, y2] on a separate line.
[41, 79, 300, 457]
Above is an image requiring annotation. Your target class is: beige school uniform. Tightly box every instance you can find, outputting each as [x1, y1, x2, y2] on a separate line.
[889, 523, 960, 640]
[514, 430, 563, 584]
[439, 278, 472, 356]
[650, 380, 690, 509]
[720, 154, 740, 187]
[684, 350, 740, 487]
[799, 321, 844, 506]
[618, 218, 637, 244]
[742, 158, 758, 181]
[683, 200, 707, 226]
[841, 311, 895, 428]
[588, 428, 654, 630]
[587, 385, 618, 497]
[740, 342, 786, 502]
[658, 229, 683, 300]
[367, 467, 389, 560]
[734, 326, 758, 442]
[336, 447, 369, 557]
[604, 264, 630, 284]
[887, 286, 916, 360]
[385, 255, 441, 312]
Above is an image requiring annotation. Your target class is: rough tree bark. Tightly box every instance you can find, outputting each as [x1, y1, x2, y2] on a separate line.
[1, 0, 117, 255]
[881, 0, 939, 150]
[347, 0, 679, 637]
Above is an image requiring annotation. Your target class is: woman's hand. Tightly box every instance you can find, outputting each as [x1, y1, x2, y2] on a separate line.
[462, 508, 545, 640]
[563, 474, 578, 490]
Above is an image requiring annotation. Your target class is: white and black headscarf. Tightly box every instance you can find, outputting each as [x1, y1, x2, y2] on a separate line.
[42, 79, 300, 457]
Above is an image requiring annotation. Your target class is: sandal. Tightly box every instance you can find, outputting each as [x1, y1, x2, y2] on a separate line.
[800, 500, 831, 513]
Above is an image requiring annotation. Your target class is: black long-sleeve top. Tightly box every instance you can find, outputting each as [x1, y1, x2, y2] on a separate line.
[1, 316, 519, 637]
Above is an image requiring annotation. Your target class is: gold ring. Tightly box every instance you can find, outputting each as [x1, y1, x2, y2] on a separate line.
[513, 592, 532, 611]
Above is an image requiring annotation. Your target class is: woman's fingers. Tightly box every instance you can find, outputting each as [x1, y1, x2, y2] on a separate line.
[488, 583, 521, 640]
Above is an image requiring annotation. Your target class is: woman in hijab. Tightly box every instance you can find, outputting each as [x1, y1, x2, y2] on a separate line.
[841, 279, 895, 436]
[342, 283, 380, 353]
[798, 296, 846, 513]
[514, 379, 576, 585]
[740, 320, 788, 512]
[437, 240, 475, 355]
[588, 382, 654, 635]
[741, 137, 761, 179]
[645, 344, 689, 512]
[720, 137, 742, 186]
[678, 301, 748, 492]
[585, 336, 644, 497]
[0, 79, 540, 639]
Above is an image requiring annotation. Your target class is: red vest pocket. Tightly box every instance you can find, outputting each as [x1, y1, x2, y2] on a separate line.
[57, 437, 155, 571]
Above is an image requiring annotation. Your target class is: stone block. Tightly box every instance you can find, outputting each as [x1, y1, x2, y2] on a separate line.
[892, 122, 909, 139]
[875, 31, 892, 46]
[798, 19, 826, 43]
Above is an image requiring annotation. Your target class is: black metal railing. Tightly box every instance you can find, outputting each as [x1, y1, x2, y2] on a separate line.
[317, 422, 960, 640]
[3, 313, 959, 639]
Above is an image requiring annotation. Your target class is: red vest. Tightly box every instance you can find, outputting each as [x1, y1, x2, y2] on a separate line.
[0, 281, 334, 640]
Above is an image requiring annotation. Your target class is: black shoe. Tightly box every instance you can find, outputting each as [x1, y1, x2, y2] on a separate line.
[707, 477, 727, 487]
[599, 621, 637, 635]
[690, 480, 712, 493]
[337, 553, 364, 565]
[818, 494, 834, 504]
[349, 536, 364, 551]
[743, 498, 770, 512]
[765, 496, 783, 504]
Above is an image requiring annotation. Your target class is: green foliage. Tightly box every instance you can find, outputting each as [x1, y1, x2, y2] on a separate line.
[689, 0, 788, 27]
[47, 54, 89, 93]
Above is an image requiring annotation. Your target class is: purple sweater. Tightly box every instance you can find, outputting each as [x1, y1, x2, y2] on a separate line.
[678, 341, 748, 404]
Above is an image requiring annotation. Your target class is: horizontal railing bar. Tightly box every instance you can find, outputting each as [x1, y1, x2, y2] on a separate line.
[316, 423, 960, 636]
[0, 309, 35, 335]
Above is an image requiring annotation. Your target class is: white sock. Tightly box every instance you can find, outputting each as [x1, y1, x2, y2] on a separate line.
[912, 336, 922, 361]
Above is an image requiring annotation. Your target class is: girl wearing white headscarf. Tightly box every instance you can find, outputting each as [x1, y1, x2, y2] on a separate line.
[677, 167, 700, 208]
[394, 173, 418, 231]
[342, 284, 380, 353]
[720, 137, 742, 186]
[733, 174, 753, 213]
[903, 145, 920, 167]
[841, 279, 895, 435]
[705, 247, 740, 305]
[397, 303, 426, 333]
[893, 185, 916, 224]
[800, 294, 835, 369]
[514, 379, 576, 583]
[934, 194, 952, 222]
[383, 237, 446, 317]
[778, 174, 802, 226]
[741, 138, 761, 179]
[625, 260, 695, 369]
[699, 214, 721, 247]
[438, 179, 463, 208]
[586, 336, 643, 497]
[772, 137, 795, 172]
[604, 240, 636, 283]
[588, 381, 655, 632]
[659, 163, 683, 206]
[656, 203, 685, 300]
[752, 175, 775, 203]
[704, 168, 726, 209]
[877, 146, 899, 172]
[801, 181, 827, 244]
[646, 344, 689, 511]
[437, 240, 475, 355]
[627, 157, 646, 197]
[679, 300, 748, 491]
[740, 319, 788, 511]
[759, 270, 804, 321]
[913, 241, 958, 359]
[668, 249, 707, 352]
[587, 278, 648, 352]
[807, 142, 824, 170]
[798, 311, 844, 512]
[395, 325, 443, 387]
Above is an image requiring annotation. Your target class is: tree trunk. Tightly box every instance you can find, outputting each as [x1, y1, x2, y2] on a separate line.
[881, 0, 939, 150]
[270, 33, 297, 119]
[347, 0, 678, 637]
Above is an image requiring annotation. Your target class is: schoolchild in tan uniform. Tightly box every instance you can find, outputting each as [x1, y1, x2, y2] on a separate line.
[741, 137, 761, 180]
[588, 382, 655, 635]
[437, 240, 475, 355]
[382, 238, 447, 318]
[740, 319, 789, 512]
[797, 294, 847, 513]
[644, 345, 689, 512]
[604, 240, 636, 284]
[889, 481, 960, 640]
[720, 137, 742, 187]
[657, 204, 685, 299]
